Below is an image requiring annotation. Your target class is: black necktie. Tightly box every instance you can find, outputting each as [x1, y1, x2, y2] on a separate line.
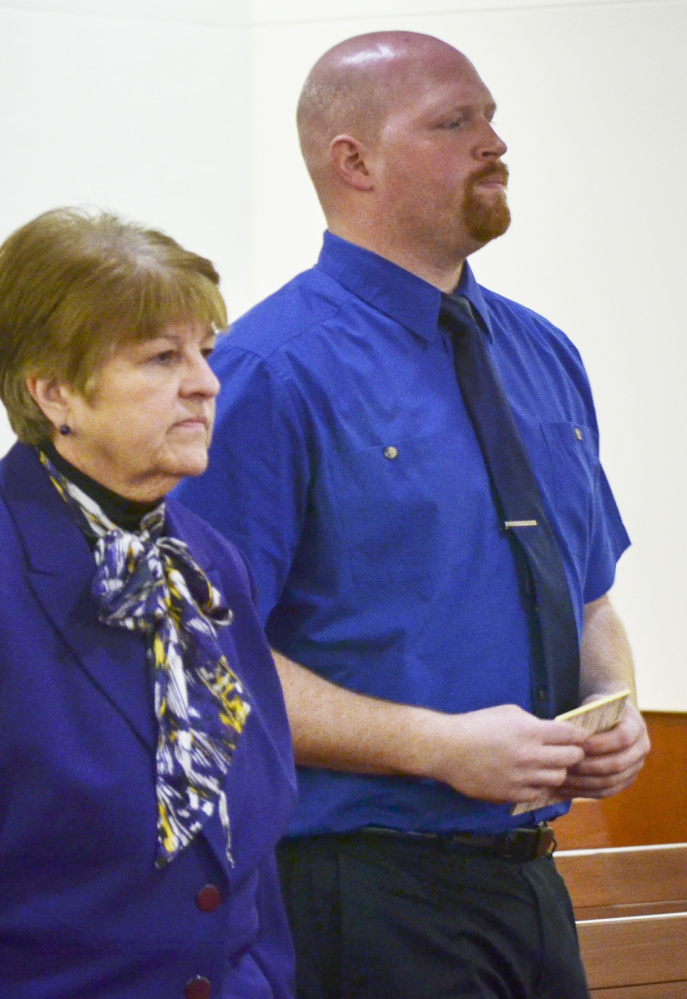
[440, 293, 579, 717]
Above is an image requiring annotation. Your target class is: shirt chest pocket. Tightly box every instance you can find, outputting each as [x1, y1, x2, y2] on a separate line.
[329, 428, 492, 601]
[535, 420, 599, 560]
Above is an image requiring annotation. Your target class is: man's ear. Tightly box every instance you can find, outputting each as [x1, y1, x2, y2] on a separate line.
[25, 376, 71, 431]
[328, 134, 375, 192]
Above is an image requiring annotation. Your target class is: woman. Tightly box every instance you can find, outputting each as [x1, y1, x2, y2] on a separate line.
[0, 208, 296, 999]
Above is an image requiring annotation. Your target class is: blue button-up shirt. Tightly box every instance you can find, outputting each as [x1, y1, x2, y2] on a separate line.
[176, 232, 629, 835]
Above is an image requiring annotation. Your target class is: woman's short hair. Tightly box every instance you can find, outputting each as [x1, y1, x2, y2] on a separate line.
[0, 207, 227, 444]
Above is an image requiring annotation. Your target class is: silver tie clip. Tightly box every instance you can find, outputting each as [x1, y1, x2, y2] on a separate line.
[504, 520, 538, 529]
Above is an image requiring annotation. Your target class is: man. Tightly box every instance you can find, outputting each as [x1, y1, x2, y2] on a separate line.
[177, 31, 650, 999]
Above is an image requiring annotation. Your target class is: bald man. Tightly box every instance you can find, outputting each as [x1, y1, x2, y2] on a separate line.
[176, 31, 649, 999]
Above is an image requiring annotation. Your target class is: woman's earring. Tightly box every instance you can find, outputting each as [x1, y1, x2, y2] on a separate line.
[58, 424, 71, 436]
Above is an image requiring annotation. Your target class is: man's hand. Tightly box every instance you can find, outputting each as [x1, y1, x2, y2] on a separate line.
[557, 701, 650, 798]
[425, 704, 587, 804]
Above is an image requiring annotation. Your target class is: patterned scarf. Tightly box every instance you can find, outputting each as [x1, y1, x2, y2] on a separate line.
[38, 450, 251, 867]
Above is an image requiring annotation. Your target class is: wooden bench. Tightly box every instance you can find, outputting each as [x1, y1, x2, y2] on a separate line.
[556, 843, 687, 997]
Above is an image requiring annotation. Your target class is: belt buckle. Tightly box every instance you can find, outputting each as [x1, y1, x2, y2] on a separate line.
[535, 824, 557, 857]
[501, 823, 556, 862]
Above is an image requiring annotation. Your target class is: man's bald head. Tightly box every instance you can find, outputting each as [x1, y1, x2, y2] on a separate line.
[297, 32, 474, 207]
[296, 31, 508, 287]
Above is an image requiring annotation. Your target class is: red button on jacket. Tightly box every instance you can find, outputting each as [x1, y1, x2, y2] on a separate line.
[185, 975, 211, 999]
[196, 884, 222, 913]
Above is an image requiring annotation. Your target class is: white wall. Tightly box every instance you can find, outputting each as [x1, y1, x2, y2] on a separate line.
[1, 0, 685, 709]
[0, 0, 253, 445]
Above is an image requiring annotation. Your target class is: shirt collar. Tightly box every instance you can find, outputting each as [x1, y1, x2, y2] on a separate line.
[316, 231, 494, 342]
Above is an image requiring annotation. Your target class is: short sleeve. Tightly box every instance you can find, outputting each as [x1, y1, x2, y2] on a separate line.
[583, 464, 630, 603]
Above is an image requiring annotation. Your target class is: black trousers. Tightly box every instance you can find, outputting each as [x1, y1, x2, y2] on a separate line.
[277, 831, 591, 999]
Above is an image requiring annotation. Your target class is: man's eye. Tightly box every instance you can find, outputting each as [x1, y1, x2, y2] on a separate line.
[152, 350, 176, 364]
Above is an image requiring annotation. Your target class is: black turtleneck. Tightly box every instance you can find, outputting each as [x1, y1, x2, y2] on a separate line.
[41, 440, 163, 533]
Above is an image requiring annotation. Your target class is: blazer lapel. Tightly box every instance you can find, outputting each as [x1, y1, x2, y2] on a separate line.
[164, 502, 222, 589]
[2, 445, 156, 750]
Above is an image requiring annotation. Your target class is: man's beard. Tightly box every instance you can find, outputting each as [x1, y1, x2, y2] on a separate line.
[463, 163, 511, 244]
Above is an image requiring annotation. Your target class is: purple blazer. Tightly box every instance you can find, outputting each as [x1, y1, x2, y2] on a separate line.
[0, 443, 297, 999]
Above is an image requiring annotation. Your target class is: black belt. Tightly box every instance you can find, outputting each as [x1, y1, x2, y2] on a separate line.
[361, 822, 557, 863]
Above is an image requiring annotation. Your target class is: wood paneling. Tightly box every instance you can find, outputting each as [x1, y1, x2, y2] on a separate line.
[577, 913, 687, 990]
[557, 844, 687, 996]
[555, 843, 687, 912]
[588, 982, 687, 998]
